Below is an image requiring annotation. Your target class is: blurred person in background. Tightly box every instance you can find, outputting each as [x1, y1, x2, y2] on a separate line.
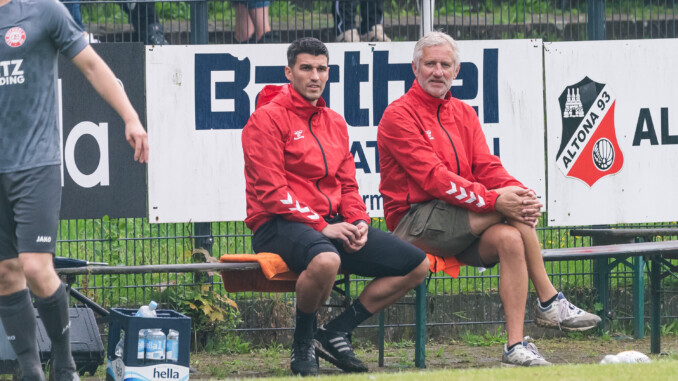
[334, 0, 390, 42]
[233, 0, 277, 43]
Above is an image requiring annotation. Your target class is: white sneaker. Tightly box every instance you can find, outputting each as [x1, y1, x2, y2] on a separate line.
[85, 32, 100, 44]
[502, 341, 551, 367]
[336, 28, 360, 42]
[534, 292, 602, 331]
[361, 24, 391, 42]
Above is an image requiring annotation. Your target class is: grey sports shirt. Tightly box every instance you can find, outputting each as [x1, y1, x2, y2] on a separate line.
[0, 0, 88, 173]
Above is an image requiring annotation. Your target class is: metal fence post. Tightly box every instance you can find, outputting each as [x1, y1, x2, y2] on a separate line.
[194, 222, 213, 255]
[587, 0, 606, 40]
[194, 222, 213, 283]
[378, 311, 385, 367]
[650, 257, 660, 354]
[632, 255, 645, 339]
[190, 0, 209, 44]
[421, 0, 435, 37]
[414, 281, 426, 368]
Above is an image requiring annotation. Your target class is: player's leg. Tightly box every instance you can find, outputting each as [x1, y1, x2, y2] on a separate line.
[316, 228, 427, 373]
[252, 217, 341, 376]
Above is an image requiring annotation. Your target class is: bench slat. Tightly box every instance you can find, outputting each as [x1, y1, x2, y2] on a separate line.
[56, 262, 261, 275]
[542, 239, 678, 261]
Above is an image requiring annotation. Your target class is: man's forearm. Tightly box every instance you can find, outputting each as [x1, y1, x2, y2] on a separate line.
[72, 47, 140, 125]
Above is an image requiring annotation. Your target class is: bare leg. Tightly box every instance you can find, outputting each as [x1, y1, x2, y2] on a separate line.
[470, 212, 557, 303]
[472, 219, 528, 346]
[295, 252, 341, 313]
[235, 4, 255, 42]
[19, 253, 61, 297]
[0, 258, 26, 295]
[508, 220, 557, 302]
[248, 6, 272, 40]
[357, 258, 429, 313]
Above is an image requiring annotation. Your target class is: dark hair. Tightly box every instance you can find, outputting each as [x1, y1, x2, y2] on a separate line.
[287, 37, 329, 67]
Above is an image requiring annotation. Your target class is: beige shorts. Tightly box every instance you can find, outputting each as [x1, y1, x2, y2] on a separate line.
[393, 199, 496, 268]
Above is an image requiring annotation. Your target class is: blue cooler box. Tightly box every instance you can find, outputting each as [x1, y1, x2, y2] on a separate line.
[106, 308, 190, 381]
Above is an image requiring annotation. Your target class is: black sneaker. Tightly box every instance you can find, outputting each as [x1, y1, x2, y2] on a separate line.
[290, 338, 318, 376]
[314, 326, 368, 373]
[256, 31, 280, 43]
[142, 23, 169, 45]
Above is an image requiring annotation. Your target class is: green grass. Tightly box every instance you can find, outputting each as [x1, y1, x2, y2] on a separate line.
[461, 326, 507, 346]
[218, 360, 678, 380]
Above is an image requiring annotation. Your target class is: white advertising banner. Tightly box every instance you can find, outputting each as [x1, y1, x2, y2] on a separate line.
[147, 40, 545, 223]
[545, 40, 678, 225]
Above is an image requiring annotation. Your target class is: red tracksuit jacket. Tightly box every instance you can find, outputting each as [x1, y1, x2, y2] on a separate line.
[377, 80, 524, 232]
[242, 84, 370, 233]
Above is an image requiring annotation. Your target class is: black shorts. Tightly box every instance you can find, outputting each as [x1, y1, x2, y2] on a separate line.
[0, 165, 61, 259]
[252, 216, 426, 277]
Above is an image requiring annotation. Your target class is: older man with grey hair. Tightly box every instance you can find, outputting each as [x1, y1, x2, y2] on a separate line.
[377, 31, 601, 367]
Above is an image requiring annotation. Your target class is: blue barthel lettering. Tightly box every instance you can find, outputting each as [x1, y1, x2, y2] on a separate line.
[483, 49, 499, 124]
[372, 51, 415, 125]
[343, 52, 369, 127]
[448, 49, 498, 124]
[195, 54, 251, 130]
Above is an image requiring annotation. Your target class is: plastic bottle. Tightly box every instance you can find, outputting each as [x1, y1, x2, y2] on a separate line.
[133, 301, 158, 363]
[137, 329, 146, 362]
[145, 329, 166, 362]
[165, 329, 179, 363]
[114, 331, 125, 358]
[600, 350, 650, 364]
[135, 300, 158, 318]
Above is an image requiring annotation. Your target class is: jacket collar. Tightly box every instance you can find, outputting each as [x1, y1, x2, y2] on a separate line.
[273, 84, 326, 120]
[408, 79, 453, 109]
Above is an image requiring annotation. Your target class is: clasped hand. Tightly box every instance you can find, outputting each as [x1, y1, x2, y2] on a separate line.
[321, 221, 369, 253]
[494, 186, 542, 227]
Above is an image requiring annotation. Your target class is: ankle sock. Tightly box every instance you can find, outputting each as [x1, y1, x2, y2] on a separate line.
[34, 283, 76, 372]
[540, 293, 559, 307]
[324, 298, 373, 334]
[294, 308, 317, 342]
[506, 342, 522, 351]
[0, 289, 45, 381]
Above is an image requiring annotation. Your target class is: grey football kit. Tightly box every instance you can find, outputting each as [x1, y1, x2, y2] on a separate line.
[0, 1, 88, 380]
[0, 0, 87, 258]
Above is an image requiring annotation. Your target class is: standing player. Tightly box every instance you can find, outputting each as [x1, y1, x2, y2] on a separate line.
[0, 1, 149, 380]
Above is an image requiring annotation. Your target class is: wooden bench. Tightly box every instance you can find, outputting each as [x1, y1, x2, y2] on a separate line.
[58, 239, 678, 369]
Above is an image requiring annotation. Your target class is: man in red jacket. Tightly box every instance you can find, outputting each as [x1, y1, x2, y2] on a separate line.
[378, 31, 601, 367]
[242, 37, 429, 376]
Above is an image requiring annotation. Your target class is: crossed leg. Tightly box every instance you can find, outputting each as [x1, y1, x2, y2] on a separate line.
[469, 212, 557, 346]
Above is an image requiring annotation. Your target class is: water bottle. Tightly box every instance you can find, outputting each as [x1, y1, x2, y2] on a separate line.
[137, 329, 146, 362]
[600, 350, 650, 364]
[145, 329, 166, 362]
[134, 301, 158, 363]
[165, 329, 179, 363]
[135, 301, 158, 318]
[114, 331, 125, 358]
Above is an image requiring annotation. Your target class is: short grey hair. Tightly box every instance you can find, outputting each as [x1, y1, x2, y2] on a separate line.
[413, 31, 460, 70]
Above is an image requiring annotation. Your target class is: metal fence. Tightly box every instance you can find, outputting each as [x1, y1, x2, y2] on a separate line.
[65, 0, 678, 44]
[57, 0, 678, 345]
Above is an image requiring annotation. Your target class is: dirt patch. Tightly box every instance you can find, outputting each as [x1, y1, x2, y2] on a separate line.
[179, 334, 678, 379]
